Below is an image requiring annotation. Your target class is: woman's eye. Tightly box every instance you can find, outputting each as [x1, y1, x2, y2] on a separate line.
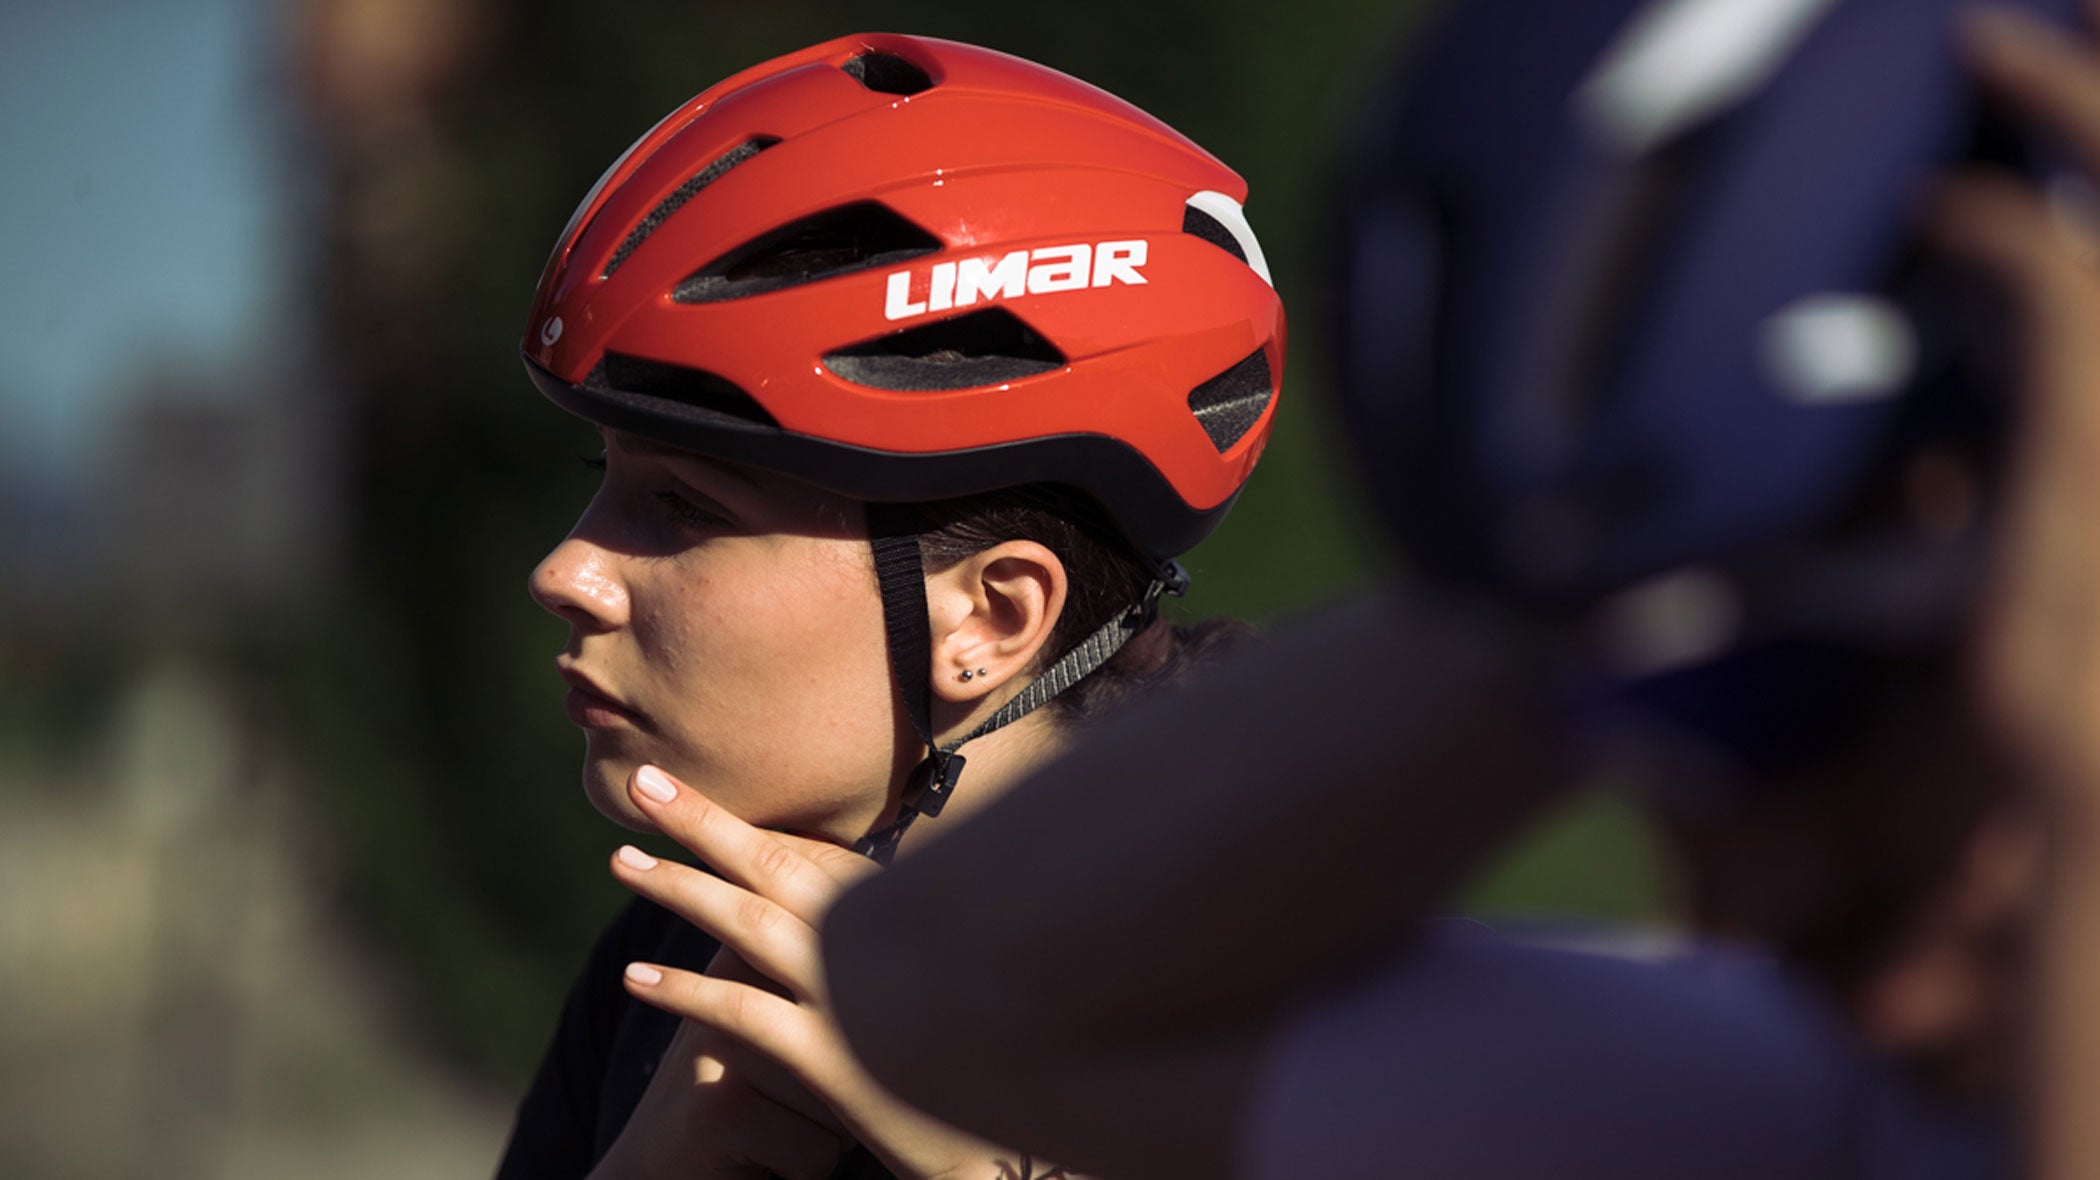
[581, 453, 608, 472]
[654, 490, 727, 530]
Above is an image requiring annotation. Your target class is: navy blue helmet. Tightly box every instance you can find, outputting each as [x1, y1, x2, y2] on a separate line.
[1335, 0, 2081, 767]
[1337, 0, 2076, 609]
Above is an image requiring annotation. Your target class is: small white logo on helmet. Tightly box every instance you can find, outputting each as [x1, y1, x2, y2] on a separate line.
[883, 240, 1148, 322]
[540, 316, 564, 346]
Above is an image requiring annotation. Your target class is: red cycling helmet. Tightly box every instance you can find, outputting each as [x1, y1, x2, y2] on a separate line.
[521, 31, 1284, 563]
[524, 33, 1284, 858]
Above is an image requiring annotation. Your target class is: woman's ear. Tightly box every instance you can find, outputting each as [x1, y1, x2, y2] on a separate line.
[925, 541, 1068, 704]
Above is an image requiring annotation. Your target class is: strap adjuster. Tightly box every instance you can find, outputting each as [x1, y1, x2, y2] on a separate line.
[915, 751, 966, 818]
[1141, 559, 1191, 624]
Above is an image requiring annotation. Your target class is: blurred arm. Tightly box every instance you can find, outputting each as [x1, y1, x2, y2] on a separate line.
[1938, 7, 2100, 1177]
[823, 589, 1574, 1178]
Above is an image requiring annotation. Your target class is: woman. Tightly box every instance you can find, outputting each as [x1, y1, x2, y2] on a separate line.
[493, 31, 1285, 1180]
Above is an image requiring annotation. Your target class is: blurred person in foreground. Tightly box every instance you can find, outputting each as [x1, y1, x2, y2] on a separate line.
[811, 2, 2100, 1177]
[493, 32, 1285, 1180]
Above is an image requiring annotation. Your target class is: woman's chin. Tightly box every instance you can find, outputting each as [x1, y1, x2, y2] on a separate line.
[578, 753, 869, 840]
[582, 762, 661, 834]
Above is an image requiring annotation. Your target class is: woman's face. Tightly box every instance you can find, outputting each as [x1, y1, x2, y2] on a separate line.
[528, 429, 914, 839]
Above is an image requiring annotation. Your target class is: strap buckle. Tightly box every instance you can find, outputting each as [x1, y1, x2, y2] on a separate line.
[915, 751, 966, 818]
[1140, 559, 1192, 625]
[851, 750, 967, 864]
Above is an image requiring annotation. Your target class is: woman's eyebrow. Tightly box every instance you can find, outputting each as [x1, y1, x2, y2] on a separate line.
[608, 434, 762, 489]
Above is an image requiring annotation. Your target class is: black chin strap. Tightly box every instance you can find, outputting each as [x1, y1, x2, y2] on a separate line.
[855, 503, 1188, 864]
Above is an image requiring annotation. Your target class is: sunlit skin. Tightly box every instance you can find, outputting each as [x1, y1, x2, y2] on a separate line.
[528, 427, 1087, 1177]
[529, 428, 1076, 848]
[528, 429, 917, 841]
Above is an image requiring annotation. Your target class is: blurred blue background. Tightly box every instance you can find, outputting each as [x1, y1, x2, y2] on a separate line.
[3, 0, 285, 475]
[0, 1, 1661, 1175]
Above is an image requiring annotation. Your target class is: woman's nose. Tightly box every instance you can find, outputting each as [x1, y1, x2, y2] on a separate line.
[529, 535, 629, 632]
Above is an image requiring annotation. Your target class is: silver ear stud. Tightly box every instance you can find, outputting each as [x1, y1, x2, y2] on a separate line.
[960, 669, 975, 682]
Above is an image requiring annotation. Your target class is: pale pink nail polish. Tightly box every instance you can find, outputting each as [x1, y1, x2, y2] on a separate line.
[634, 765, 677, 803]
[626, 962, 664, 986]
[616, 845, 657, 871]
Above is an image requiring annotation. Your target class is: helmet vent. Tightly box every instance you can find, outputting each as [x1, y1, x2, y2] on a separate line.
[674, 201, 943, 303]
[842, 50, 934, 96]
[602, 137, 779, 280]
[1187, 346, 1273, 452]
[824, 308, 1065, 391]
[586, 353, 780, 427]
[1182, 205, 1250, 266]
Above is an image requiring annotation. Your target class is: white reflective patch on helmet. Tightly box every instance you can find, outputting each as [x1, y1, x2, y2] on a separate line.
[1185, 190, 1274, 287]
[1758, 293, 1918, 406]
[1577, 0, 1843, 156]
[1595, 566, 1743, 679]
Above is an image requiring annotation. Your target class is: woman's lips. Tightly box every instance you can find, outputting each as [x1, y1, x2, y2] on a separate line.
[564, 686, 638, 729]
[558, 665, 642, 730]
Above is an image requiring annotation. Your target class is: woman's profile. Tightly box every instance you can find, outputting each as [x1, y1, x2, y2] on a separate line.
[493, 32, 1284, 1180]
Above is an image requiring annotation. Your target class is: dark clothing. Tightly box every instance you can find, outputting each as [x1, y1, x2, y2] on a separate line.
[1248, 921, 2009, 1180]
[494, 898, 893, 1180]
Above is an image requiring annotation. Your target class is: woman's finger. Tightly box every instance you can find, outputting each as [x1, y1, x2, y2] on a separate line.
[661, 983, 851, 1135]
[771, 827, 883, 890]
[1927, 174, 2100, 776]
[1925, 172, 2092, 309]
[633, 1015, 851, 1165]
[628, 765, 844, 921]
[1965, 5, 2100, 177]
[611, 845, 824, 999]
[628, 964, 1016, 1176]
[625, 963, 860, 1114]
[1925, 175, 2100, 551]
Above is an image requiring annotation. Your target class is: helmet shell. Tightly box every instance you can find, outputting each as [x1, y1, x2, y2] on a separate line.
[1335, 0, 2073, 602]
[525, 32, 1285, 561]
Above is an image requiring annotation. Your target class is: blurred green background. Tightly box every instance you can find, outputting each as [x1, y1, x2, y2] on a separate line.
[0, 0, 1662, 1175]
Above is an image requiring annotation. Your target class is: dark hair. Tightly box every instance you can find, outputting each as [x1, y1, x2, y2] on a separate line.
[907, 486, 1253, 720]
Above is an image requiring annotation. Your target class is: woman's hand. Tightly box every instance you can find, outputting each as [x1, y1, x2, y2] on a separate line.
[1933, 6, 2100, 1179]
[1944, 3, 2100, 801]
[606, 763, 1070, 1180]
[588, 990, 848, 1180]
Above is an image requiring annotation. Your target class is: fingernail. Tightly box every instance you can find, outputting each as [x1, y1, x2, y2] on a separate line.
[616, 844, 657, 871]
[635, 765, 677, 803]
[625, 962, 664, 986]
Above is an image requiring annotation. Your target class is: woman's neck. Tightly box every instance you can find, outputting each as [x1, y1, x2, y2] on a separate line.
[894, 712, 1064, 860]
